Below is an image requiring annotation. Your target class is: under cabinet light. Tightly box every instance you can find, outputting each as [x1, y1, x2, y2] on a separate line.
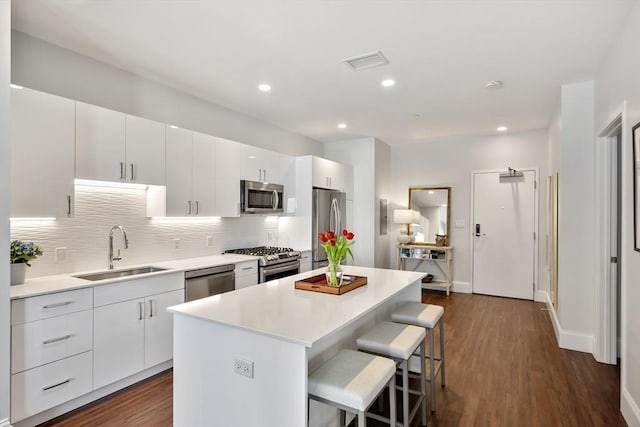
[74, 179, 147, 190]
[10, 217, 56, 221]
[150, 216, 221, 222]
[10, 84, 23, 89]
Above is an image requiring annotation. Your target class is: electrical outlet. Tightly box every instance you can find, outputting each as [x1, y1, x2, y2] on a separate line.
[54, 247, 67, 264]
[234, 358, 254, 378]
[172, 238, 180, 250]
[206, 236, 213, 247]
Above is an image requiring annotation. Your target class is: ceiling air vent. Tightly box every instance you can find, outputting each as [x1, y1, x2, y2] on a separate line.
[343, 51, 389, 71]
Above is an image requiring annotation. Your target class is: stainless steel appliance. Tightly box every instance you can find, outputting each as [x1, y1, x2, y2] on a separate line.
[313, 188, 347, 269]
[184, 264, 235, 302]
[224, 246, 300, 283]
[240, 180, 284, 214]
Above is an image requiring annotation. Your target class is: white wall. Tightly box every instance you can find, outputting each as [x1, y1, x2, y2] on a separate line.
[595, 2, 640, 424]
[0, 2, 10, 425]
[556, 81, 596, 348]
[390, 129, 548, 293]
[11, 184, 287, 279]
[11, 31, 322, 157]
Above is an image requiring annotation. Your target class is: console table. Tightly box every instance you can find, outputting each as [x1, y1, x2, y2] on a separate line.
[397, 244, 453, 295]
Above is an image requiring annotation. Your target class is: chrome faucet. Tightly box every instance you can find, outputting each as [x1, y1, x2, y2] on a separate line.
[108, 225, 129, 269]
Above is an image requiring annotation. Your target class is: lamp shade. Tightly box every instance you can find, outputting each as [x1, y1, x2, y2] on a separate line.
[393, 209, 414, 224]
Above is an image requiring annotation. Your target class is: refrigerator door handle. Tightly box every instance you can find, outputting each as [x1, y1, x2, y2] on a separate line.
[330, 198, 339, 234]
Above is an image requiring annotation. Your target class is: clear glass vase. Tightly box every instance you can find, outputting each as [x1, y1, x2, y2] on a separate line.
[325, 261, 344, 287]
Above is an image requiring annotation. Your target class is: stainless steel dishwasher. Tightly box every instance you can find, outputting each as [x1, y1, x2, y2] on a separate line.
[185, 264, 235, 302]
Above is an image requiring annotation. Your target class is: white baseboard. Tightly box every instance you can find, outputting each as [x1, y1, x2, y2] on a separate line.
[452, 281, 471, 293]
[534, 290, 546, 302]
[541, 290, 593, 353]
[622, 387, 640, 427]
[0, 418, 12, 427]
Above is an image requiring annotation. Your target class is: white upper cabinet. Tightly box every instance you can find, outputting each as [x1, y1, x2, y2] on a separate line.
[11, 87, 75, 218]
[311, 156, 353, 197]
[241, 144, 291, 185]
[125, 115, 166, 185]
[75, 102, 165, 184]
[215, 137, 242, 217]
[165, 127, 216, 216]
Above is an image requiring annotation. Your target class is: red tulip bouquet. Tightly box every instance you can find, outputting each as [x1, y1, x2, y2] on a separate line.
[318, 229, 355, 286]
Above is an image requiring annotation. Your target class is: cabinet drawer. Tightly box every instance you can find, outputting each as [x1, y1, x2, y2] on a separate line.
[93, 272, 184, 307]
[11, 288, 93, 325]
[12, 310, 93, 374]
[236, 274, 258, 290]
[235, 261, 257, 277]
[11, 351, 93, 422]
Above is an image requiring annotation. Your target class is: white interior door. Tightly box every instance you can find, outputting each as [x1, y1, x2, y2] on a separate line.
[472, 170, 536, 300]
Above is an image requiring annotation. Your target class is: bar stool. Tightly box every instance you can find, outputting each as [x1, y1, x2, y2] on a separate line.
[357, 321, 427, 427]
[392, 302, 445, 412]
[308, 349, 397, 427]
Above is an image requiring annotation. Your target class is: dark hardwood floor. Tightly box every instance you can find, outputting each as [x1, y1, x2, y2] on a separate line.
[39, 292, 626, 427]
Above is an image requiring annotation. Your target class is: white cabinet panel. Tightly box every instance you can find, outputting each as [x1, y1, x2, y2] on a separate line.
[75, 102, 126, 182]
[11, 288, 93, 325]
[235, 260, 258, 289]
[93, 298, 145, 389]
[12, 309, 93, 374]
[215, 137, 242, 217]
[11, 351, 93, 423]
[144, 289, 184, 368]
[192, 132, 216, 216]
[165, 126, 194, 216]
[299, 251, 312, 273]
[125, 115, 166, 185]
[241, 145, 292, 185]
[10, 87, 75, 218]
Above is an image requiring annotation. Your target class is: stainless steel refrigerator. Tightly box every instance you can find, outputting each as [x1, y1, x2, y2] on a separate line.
[312, 188, 347, 269]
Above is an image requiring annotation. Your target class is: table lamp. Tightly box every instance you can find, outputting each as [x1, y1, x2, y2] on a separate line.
[393, 209, 419, 244]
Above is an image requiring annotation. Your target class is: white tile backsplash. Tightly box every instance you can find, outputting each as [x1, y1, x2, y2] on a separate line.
[11, 184, 285, 278]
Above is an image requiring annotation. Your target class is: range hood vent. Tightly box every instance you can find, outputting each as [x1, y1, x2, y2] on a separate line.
[343, 51, 389, 71]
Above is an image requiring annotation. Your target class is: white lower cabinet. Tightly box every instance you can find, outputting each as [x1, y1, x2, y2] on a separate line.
[235, 260, 258, 289]
[299, 250, 312, 273]
[144, 289, 184, 368]
[11, 351, 93, 422]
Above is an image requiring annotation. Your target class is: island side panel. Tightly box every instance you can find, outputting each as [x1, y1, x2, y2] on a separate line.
[307, 279, 421, 426]
[172, 314, 307, 427]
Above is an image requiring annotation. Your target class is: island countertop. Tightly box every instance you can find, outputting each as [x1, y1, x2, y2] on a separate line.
[168, 265, 425, 347]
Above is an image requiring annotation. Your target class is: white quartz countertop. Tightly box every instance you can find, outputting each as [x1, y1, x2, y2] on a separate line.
[9, 254, 260, 300]
[168, 266, 425, 347]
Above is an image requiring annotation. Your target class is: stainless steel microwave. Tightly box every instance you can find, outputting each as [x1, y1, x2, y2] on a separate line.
[240, 180, 284, 214]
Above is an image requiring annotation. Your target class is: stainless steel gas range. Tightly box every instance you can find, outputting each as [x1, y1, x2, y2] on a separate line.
[224, 246, 301, 283]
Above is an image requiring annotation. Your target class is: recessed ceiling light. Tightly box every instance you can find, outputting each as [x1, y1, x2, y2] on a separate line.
[169, 125, 179, 129]
[428, 190, 434, 195]
[381, 79, 396, 87]
[497, 126, 508, 132]
[258, 84, 271, 92]
[485, 80, 503, 90]
[337, 123, 347, 129]
[9, 83, 23, 89]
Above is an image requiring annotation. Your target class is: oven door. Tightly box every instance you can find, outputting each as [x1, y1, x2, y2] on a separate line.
[241, 180, 284, 214]
[260, 260, 300, 283]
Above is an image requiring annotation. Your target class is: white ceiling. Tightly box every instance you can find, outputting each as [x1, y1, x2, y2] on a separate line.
[11, 0, 634, 145]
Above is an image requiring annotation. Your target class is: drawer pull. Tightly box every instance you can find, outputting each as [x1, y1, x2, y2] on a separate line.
[42, 301, 73, 309]
[43, 334, 72, 345]
[241, 266, 253, 271]
[43, 378, 71, 391]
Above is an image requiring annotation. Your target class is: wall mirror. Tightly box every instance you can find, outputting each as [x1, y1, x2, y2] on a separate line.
[408, 186, 451, 245]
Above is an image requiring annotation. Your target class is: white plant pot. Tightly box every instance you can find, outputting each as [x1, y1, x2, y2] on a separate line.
[10, 263, 27, 286]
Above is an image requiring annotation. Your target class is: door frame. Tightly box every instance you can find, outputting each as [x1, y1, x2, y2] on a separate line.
[594, 102, 626, 364]
[469, 168, 540, 298]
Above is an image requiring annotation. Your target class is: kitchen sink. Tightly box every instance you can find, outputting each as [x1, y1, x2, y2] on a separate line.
[73, 266, 168, 281]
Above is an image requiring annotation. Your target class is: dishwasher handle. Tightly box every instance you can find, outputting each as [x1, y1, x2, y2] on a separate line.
[185, 264, 235, 279]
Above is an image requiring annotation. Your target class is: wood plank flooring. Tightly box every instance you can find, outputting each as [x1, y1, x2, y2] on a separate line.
[39, 292, 626, 427]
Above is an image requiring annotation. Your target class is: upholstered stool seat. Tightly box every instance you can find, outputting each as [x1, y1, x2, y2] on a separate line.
[357, 321, 427, 427]
[308, 349, 396, 426]
[392, 302, 446, 412]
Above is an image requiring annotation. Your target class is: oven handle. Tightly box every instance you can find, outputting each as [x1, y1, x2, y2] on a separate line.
[261, 261, 300, 282]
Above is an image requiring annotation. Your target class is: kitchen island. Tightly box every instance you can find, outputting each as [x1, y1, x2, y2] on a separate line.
[168, 266, 425, 427]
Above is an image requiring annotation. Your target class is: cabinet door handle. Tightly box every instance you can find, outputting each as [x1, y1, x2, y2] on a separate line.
[43, 334, 72, 345]
[42, 301, 72, 309]
[148, 300, 154, 318]
[187, 200, 192, 215]
[263, 169, 267, 181]
[43, 378, 71, 391]
[130, 163, 135, 181]
[138, 301, 144, 320]
[66, 195, 72, 216]
[120, 162, 125, 179]
[194, 201, 200, 215]
[258, 168, 262, 181]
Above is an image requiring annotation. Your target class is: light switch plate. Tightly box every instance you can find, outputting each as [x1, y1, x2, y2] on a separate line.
[172, 238, 180, 250]
[206, 236, 213, 247]
[455, 220, 465, 229]
[54, 247, 67, 264]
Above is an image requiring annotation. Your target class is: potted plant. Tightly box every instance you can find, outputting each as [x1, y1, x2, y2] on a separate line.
[10, 240, 43, 285]
[318, 229, 355, 286]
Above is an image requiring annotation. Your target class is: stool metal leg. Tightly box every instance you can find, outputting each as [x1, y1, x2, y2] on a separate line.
[440, 319, 446, 387]
[429, 327, 436, 411]
[389, 374, 397, 427]
[358, 410, 366, 426]
[402, 360, 409, 426]
[420, 340, 427, 426]
[339, 409, 346, 427]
